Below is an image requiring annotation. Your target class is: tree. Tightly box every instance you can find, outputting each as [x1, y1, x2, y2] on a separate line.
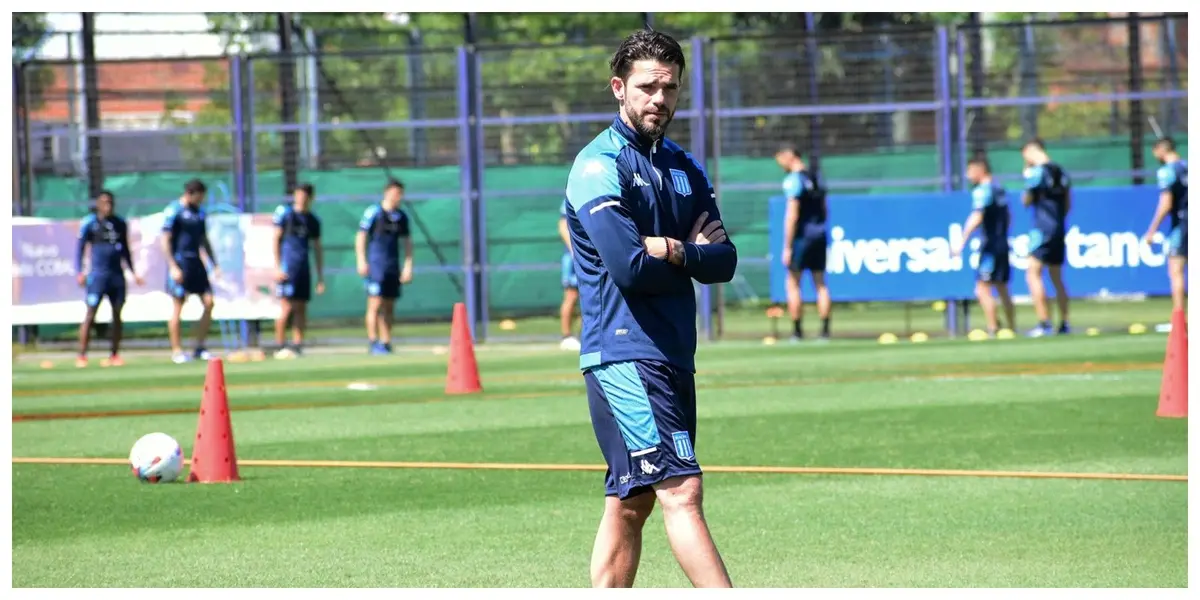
[13, 13, 56, 112]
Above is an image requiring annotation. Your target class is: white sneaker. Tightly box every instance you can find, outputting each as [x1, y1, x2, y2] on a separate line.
[274, 347, 296, 360]
[171, 352, 191, 364]
[559, 336, 581, 351]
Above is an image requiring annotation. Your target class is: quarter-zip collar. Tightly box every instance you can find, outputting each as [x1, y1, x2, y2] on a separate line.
[611, 115, 662, 153]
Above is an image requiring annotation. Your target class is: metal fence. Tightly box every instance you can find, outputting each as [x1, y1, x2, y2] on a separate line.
[13, 15, 1189, 340]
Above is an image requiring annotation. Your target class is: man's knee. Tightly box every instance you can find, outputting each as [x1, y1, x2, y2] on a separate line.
[201, 295, 215, 312]
[653, 474, 704, 514]
[609, 492, 656, 525]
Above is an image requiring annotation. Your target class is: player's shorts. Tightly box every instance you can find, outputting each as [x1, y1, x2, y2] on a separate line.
[1168, 227, 1188, 259]
[167, 259, 211, 299]
[789, 234, 828, 273]
[561, 252, 579, 289]
[976, 251, 1011, 284]
[584, 359, 701, 500]
[1028, 229, 1066, 266]
[277, 267, 312, 302]
[85, 272, 127, 309]
[364, 273, 401, 300]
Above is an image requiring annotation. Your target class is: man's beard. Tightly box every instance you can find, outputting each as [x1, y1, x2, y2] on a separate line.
[625, 101, 673, 140]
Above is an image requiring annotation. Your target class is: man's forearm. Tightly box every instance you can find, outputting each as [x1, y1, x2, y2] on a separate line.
[682, 242, 737, 284]
[161, 236, 179, 269]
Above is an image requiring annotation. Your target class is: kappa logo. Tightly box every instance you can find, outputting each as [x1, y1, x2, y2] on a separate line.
[640, 459, 660, 475]
[632, 173, 651, 187]
[670, 169, 692, 196]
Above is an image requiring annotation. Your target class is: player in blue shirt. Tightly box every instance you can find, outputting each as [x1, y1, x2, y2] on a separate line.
[776, 143, 832, 341]
[272, 183, 325, 359]
[161, 179, 219, 364]
[1021, 139, 1072, 337]
[954, 157, 1016, 337]
[564, 30, 735, 588]
[1143, 137, 1188, 313]
[75, 191, 144, 368]
[356, 179, 414, 355]
[558, 198, 582, 351]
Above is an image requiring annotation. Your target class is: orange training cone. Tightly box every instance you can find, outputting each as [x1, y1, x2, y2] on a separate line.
[445, 302, 483, 395]
[187, 358, 241, 482]
[1156, 309, 1188, 419]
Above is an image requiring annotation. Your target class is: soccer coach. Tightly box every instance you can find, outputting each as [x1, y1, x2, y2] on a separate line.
[562, 29, 736, 588]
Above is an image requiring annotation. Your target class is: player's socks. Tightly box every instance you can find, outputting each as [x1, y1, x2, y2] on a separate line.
[793, 319, 803, 339]
[821, 317, 831, 338]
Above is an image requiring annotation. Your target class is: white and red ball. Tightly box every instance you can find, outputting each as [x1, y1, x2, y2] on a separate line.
[129, 432, 184, 483]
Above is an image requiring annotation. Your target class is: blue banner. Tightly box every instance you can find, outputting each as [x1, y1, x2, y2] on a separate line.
[768, 186, 1175, 303]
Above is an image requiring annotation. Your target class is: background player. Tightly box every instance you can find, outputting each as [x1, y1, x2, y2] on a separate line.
[565, 29, 735, 588]
[1021, 139, 1072, 337]
[75, 190, 144, 367]
[162, 179, 219, 364]
[558, 198, 581, 351]
[1143, 137, 1188, 313]
[954, 157, 1016, 336]
[273, 183, 325, 359]
[775, 144, 831, 341]
[356, 179, 414, 355]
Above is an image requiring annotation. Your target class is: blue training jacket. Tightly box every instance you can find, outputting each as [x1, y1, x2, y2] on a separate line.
[564, 116, 738, 373]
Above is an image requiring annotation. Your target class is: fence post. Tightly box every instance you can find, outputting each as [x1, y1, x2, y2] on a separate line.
[230, 55, 247, 212]
[455, 46, 481, 342]
[954, 28, 968, 192]
[708, 38, 726, 338]
[1163, 16, 1181, 133]
[690, 37, 714, 341]
[935, 27, 953, 193]
[1127, 13, 1145, 186]
[245, 58, 259, 212]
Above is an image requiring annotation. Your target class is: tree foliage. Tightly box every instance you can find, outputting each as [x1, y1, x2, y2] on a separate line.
[159, 12, 1145, 171]
[13, 13, 56, 111]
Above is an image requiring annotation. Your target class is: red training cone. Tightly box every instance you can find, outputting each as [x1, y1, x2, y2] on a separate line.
[187, 358, 242, 482]
[445, 302, 483, 395]
[1156, 309, 1188, 419]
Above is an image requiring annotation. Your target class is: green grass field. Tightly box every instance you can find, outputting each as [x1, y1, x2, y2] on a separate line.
[11, 333, 1188, 587]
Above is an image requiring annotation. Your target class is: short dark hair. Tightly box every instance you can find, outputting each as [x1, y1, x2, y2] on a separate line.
[293, 183, 315, 198]
[1023, 138, 1046, 151]
[184, 179, 207, 194]
[776, 143, 802, 158]
[385, 178, 405, 192]
[1155, 136, 1176, 151]
[610, 29, 686, 81]
[967, 155, 991, 173]
[97, 189, 115, 202]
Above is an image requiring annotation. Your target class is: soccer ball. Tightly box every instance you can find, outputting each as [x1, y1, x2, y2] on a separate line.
[129, 432, 184, 483]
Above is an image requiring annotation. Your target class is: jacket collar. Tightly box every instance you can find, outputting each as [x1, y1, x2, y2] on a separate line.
[611, 116, 661, 152]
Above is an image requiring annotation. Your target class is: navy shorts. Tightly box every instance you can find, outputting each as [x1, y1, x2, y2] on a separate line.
[364, 274, 401, 300]
[1029, 230, 1066, 266]
[585, 359, 701, 500]
[277, 268, 312, 302]
[167, 261, 211, 299]
[977, 251, 1011, 284]
[85, 272, 127, 309]
[561, 252, 579, 289]
[1169, 227, 1187, 259]
[790, 235, 828, 273]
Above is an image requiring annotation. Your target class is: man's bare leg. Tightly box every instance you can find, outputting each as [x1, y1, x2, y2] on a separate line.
[975, 281, 998, 333]
[785, 270, 804, 339]
[655, 475, 732, 588]
[365, 296, 381, 345]
[1169, 257, 1187, 312]
[377, 299, 396, 345]
[291, 300, 307, 347]
[276, 299, 293, 348]
[590, 492, 655, 588]
[811, 270, 832, 338]
[1047, 265, 1070, 325]
[995, 282, 1016, 332]
[194, 293, 215, 349]
[561, 288, 579, 338]
[168, 297, 186, 354]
